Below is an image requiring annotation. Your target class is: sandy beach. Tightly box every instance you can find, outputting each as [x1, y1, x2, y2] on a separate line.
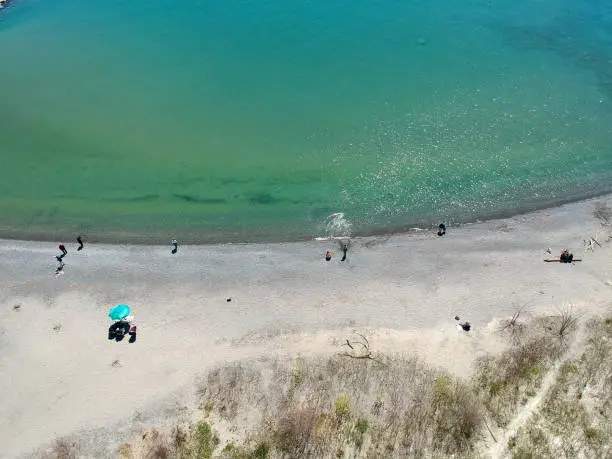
[1, 195, 611, 458]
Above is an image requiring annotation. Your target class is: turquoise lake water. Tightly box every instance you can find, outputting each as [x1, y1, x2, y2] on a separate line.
[1, 0, 611, 242]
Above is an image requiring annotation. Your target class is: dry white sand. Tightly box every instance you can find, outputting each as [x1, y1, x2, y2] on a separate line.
[1, 196, 611, 457]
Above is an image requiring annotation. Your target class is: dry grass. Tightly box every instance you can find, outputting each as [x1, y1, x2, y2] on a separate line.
[143, 429, 171, 459]
[197, 362, 263, 422]
[198, 353, 483, 458]
[41, 438, 79, 459]
[124, 423, 220, 459]
[557, 305, 580, 339]
[476, 316, 569, 427]
[507, 316, 612, 458]
[43, 313, 608, 458]
[497, 302, 531, 344]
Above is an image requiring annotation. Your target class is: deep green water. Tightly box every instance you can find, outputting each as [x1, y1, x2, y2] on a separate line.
[1, 0, 612, 242]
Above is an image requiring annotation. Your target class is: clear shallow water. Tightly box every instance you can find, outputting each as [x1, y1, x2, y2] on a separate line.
[0, 0, 611, 242]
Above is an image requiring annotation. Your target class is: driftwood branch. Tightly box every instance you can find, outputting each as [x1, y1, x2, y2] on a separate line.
[338, 332, 385, 365]
[353, 331, 369, 349]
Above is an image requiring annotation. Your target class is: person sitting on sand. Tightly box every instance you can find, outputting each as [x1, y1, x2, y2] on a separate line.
[560, 249, 574, 263]
[438, 221, 447, 236]
[325, 251, 333, 261]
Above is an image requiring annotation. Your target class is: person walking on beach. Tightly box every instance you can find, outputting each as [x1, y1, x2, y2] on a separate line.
[340, 241, 350, 262]
[56, 244, 67, 262]
[171, 239, 178, 254]
[76, 236, 84, 251]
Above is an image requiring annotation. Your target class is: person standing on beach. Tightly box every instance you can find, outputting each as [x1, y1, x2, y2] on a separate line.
[171, 239, 178, 254]
[77, 236, 84, 251]
[340, 241, 350, 262]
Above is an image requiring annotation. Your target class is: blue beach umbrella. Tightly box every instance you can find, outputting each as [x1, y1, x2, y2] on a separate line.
[109, 304, 131, 321]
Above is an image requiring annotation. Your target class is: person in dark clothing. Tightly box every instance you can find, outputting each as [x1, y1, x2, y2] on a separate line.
[560, 249, 574, 263]
[438, 221, 447, 236]
[341, 243, 349, 262]
[108, 321, 131, 342]
[77, 236, 84, 251]
[171, 239, 178, 254]
[56, 244, 67, 262]
[325, 250, 333, 261]
[454, 315, 471, 332]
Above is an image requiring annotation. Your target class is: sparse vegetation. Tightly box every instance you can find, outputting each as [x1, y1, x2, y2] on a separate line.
[334, 394, 351, 419]
[42, 438, 79, 459]
[593, 201, 612, 225]
[497, 301, 531, 344]
[193, 422, 219, 459]
[557, 305, 579, 339]
[252, 442, 270, 459]
[477, 316, 567, 426]
[119, 442, 133, 459]
[508, 316, 612, 458]
[143, 429, 171, 459]
[194, 349, 483, 457]
[45, 314, 612, 458]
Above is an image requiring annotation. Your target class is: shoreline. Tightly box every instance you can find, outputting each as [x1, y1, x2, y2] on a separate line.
[1, 189, 611, 246]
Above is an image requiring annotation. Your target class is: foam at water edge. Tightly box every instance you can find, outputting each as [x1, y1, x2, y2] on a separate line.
[314, 212, 352, 241]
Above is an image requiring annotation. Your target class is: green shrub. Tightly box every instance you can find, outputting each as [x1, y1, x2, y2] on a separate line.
[355, 418, 369, 435]
[351, 418, 369, 448]
[584, 427, 602, 443]
[292, 359, 303, 388]
[507, 435, 517, 449]
[335, 395, 350, 420]
[433, 376, 453, 404]
[194, 422, 219, 459]
[252, 442, 270, 459]
[489, 381, 504, 396]
[561, 363, 578, 375]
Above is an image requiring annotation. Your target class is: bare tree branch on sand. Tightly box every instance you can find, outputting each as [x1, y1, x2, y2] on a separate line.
[338, 331, 385, 364]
